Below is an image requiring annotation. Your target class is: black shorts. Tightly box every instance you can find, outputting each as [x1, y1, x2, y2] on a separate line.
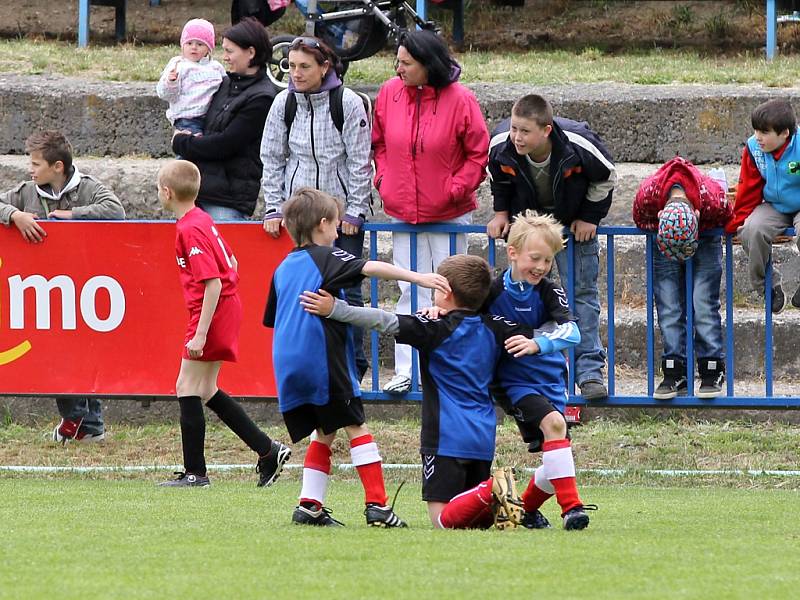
[282, 396, 366, 443]
[494, 391, 563, 453]
[421, 454, 492, 503]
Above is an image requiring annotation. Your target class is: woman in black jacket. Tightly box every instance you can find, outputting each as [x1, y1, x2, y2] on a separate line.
[173, 17, 278, 220]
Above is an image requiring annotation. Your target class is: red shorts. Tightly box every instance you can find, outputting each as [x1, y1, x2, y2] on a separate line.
[182, 293, 242, 362]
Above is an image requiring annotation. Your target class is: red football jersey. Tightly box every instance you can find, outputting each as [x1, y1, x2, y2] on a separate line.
[174, 207, 239, 311]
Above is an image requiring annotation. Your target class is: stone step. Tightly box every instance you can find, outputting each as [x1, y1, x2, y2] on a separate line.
[1, 74, 799, 162]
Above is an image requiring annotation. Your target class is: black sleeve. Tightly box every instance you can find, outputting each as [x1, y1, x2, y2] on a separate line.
[316, 246, 368, 292]
[483, 314, 533, 345]
[395, 314, 452, 353]
[263, 275, 278, 328]
[480, 274, 505, 313]
[538, 278, 576, 324]
[173, 95, 273, 161]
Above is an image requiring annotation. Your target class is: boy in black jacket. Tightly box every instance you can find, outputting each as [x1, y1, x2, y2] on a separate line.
[487, 94, 616, 401]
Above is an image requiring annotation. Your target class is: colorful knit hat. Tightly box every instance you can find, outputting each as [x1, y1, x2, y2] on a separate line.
[181, 19, 216, 51]
[656, 200, 699, 262]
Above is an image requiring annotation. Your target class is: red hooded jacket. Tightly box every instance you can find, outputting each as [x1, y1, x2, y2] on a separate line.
[371, 76, 489, 224]
[633, 157, 732, 232]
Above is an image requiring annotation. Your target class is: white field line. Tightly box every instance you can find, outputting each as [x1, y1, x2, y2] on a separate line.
[2, 464, 800, 476]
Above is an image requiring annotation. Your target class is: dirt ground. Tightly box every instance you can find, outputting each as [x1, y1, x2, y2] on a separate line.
[0, 0, 784, 52]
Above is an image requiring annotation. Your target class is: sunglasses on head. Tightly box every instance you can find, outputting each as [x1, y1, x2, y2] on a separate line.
[289, 36, 322, 50]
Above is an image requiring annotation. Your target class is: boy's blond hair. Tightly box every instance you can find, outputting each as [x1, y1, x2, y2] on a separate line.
[436, 255, 492, 311]
[507, 210, 564, 255]
[283, 187, 343, 246]
[158, 160, 201, 202]
[25, 130, 73, 173]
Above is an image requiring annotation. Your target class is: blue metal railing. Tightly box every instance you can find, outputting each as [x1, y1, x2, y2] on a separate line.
[360, 222, 799, 408]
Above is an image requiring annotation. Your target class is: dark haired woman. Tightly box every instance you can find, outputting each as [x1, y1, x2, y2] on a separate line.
[173, 17, 278, 221]
[372, 29, 489, 394]
[260, 36, 372, 378]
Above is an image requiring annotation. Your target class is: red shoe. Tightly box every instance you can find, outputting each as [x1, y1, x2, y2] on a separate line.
[564, 406, 582, 427]
[52, 418, 105, 444]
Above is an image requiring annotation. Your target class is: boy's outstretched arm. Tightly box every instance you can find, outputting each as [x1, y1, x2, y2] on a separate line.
[361, 261, 451, 295]
[300, 289, 400, 335]
[186, 278, 222, 359]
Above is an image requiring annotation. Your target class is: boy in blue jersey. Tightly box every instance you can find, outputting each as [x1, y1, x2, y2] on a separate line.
[301, 254, 543, 529]
[485, 210, 592, 530]
[263, 187, 449, 528]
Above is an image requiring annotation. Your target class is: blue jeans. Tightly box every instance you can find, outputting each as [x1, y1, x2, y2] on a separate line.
[174, 117, 204, 135]
[651, 235, 724, 361]
[553, 236, 606, 385]
[197, 203, 248, 222]
[56, 398, 104, 434]
[336, 227, 368, 379]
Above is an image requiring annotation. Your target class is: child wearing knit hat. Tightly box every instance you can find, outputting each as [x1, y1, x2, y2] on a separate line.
[156, 18, 226, 139]
[633, 157, 733, 400]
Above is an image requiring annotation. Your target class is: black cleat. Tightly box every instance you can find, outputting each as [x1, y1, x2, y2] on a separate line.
[365, 504, 408, 528]
[770, 284, 786, 315]
[562, 504, 597, 530]
[292, 505, 345, 527]
[158, 471, 210, 487]
[579, 380, 608, 401]
[257, 440, 292, 487]
[521, 509, 552, 529]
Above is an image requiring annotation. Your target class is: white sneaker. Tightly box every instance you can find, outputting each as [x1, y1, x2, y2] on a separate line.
[383, 374, 412, 394]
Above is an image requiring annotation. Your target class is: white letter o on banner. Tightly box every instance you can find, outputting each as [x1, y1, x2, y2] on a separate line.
[80, 276, 126, 332]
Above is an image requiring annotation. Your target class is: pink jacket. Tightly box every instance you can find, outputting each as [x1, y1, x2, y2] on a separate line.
[372, 77, 489, 224]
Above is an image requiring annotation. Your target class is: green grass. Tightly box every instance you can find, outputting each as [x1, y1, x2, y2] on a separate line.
[2, 478, 798, 599]
[2, 39, 800, 86]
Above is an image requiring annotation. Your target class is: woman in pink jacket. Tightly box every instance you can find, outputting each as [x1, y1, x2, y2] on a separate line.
[372, 30, 489, 394]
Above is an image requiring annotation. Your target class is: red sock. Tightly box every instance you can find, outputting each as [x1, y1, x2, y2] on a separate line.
[299, 440, 332, 509]
[521, 465, 554, 513]
[542, 439, 582, 515]
[350, 434, 388, 506]
[439, 478, 494, 529]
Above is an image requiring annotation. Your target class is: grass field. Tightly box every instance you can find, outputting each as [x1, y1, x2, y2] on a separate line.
[2, 477, 799, 599]
[1, 39, 800, 86]
[2, 417, 800, 598]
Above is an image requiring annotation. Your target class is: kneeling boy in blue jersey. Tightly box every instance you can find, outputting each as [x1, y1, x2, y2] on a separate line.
[485, 210, 593, 530]
[301, 254, 541, 529]
[264, 187, 449, 528]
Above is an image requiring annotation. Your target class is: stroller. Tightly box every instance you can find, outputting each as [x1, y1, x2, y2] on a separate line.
[267, 0, 439, 88]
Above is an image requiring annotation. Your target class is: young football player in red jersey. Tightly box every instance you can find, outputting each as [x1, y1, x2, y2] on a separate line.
[157, 160, 291, 488]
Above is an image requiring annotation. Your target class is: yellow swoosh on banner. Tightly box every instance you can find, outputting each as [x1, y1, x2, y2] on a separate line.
[0, 340, 32, 365]
[0, 257, 34, 365]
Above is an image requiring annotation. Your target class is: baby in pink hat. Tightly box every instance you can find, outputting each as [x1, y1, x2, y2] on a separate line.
[156, 18, 226, 140]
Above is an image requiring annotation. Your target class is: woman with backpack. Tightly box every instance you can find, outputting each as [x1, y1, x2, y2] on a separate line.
[372, 29, 489, 394]
[260, 35, 372, 379]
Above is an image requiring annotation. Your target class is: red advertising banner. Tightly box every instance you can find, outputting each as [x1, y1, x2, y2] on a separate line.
[0, 222, 293, 397]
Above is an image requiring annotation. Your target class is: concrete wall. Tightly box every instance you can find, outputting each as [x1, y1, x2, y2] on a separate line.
[2, 74, 800, 162]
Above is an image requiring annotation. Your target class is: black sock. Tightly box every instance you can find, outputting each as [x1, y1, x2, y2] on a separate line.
[205, 389, 272, 456]
[178, 396, 206, 476]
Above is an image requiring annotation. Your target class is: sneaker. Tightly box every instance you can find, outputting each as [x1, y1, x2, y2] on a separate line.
[564, 406, 582, 426]
[653, 374, 688, 400]
[383, 374, 412, 394]
[792, 285, 800, 309]
[579, 380, 608, 401]
[52, 418, 105, 444]
[365, 504, 408, 528]
[158, 472, 211, 487]
[521, 509, 551, 529]
[562, 504, 597, 530]
[770, 284, 785, 314]
[697, 359, 724, 399]
[292, 504, 345, 527]
[491, 467, 524, 530]
[256, 440, 292, 487]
